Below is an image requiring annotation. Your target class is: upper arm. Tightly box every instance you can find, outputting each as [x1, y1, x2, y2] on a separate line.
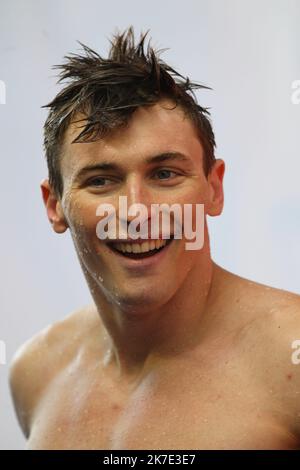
[8, 304, 97, 439]
[290, 300, 300, 440]
[8, 326, 53, 439]
[276, 294, 300, 441]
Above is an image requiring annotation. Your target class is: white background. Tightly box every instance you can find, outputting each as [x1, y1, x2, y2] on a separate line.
[0, 0, 299, 449]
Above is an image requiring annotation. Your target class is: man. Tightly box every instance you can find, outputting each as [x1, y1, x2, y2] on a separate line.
[9, 26, 300, 450]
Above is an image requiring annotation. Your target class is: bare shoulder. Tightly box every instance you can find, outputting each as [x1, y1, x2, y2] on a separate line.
[232, 269, 300, 329]
[235, 272, 300, 436]
[215, 264, 300, 357]
[222, 266, 300, 384]
[9, 303, 101, 438]
[218, 264, 300, 323]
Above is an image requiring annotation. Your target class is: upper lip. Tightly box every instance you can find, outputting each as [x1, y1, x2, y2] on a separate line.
[106, 235, 174, 245]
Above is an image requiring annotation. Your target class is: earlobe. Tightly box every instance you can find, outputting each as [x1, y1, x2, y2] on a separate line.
[54, 200, 69, 233]
[40, 178, 69, 233]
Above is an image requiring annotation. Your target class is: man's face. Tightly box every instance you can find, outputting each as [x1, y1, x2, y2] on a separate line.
[44, 99, 224, 310]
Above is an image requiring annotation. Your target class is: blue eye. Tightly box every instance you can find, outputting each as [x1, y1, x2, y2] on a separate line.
[155, 169, 177, 180]
[88, 177, 111, 186]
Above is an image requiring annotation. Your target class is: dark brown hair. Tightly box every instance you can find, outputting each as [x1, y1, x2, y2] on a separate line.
[42, 26, 216, 198]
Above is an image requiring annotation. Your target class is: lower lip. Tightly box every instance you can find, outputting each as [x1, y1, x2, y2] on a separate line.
[106, 239, 175, 270]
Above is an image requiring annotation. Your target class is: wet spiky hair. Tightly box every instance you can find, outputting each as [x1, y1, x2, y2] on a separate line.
[42, 26, 216, 197]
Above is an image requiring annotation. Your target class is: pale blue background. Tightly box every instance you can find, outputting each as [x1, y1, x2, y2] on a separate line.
[0, 0, 299, 449]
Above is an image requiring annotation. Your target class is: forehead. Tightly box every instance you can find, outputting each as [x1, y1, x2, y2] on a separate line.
[60, 99, 203, 174]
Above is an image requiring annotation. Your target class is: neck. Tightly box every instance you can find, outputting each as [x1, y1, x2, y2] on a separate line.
[80, 240, 222, 383]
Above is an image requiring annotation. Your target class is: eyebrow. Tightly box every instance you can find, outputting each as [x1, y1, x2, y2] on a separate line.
[74, 152, 193, 180]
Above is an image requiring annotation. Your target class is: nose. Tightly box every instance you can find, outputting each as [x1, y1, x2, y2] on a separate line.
[115, 173, 155, 237]
[121, 173, 153, 222]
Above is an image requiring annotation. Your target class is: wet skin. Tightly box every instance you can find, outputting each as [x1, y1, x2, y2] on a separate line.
[9, 99, 300, 449]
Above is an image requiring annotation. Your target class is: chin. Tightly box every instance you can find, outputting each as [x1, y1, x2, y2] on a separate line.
[112, 286, 167, 312]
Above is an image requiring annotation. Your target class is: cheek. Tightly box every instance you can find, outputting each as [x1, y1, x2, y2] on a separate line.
[67, 200, 100, 241]
[170, 175, 208, 203]
[171, 187, 208, 238]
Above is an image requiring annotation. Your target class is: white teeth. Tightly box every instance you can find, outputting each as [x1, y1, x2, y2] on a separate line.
[149, 240, 156, 251]
[132, 244, 141, 254]
[141, 241, 148, 252]
[112, 239, 167, 254]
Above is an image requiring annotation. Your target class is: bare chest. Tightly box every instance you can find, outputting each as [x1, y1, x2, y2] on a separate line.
[27, 356, 295, 450]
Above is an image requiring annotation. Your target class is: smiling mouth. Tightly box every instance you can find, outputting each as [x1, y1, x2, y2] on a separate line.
[107, 236, 174, 259]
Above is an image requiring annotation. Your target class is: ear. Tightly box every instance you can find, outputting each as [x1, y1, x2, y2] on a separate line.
[40, 178, 69, 233]
[206, 159, 225, 217]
